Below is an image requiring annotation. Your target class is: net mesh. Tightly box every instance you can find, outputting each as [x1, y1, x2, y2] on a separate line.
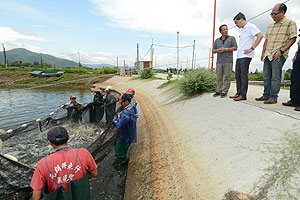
[0, 102, 121, 199]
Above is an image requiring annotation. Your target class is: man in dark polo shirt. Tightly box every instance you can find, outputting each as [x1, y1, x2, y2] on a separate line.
[212, 24, 237, 98]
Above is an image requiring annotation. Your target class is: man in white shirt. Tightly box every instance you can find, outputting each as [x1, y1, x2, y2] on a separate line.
[231, 12, 263, 101]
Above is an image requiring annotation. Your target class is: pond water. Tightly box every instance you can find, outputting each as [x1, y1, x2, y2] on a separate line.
[0, 87, 94, 130]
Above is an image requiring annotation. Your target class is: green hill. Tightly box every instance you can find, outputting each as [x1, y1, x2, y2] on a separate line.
[0, 48, 81, 67]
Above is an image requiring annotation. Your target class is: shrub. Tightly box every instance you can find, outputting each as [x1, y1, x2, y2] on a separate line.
[140, 68, 153, 79]
[179, 69, 216, 96]
[167, 73, 173, 80]
[248, 73, 263, 81]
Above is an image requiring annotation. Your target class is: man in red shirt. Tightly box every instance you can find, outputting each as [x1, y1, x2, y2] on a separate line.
[30, 126, 98, 200]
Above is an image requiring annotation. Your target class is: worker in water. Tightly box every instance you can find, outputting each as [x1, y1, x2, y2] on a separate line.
[126, 88, 137, 106]
[30, 126, 98, 200]
[63, 95, 82, 123]
[104, 86, 116, 124]
[114, 93, 138, 166]
[91, 87, 104, 123]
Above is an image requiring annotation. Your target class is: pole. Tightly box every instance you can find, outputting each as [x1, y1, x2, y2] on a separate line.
[208, 48, 211, 71]
[2, 43, 7, 69]
[186, 57, 188, 69]
[150, 38, 153, 68]
[192, 40, 195, 70]
[177, 31, 179, 77]
[194, 53, 197, 69]
[211, 0, 217, 75]
[136, 44, 139, 72]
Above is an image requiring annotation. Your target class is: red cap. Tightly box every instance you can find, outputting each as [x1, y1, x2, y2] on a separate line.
[126, 88, 135, 95]
[70, 95, 76, 99]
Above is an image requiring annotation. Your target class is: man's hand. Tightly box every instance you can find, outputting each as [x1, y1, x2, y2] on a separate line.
[218, 47, 226, 53]
[260, 54, 265, 62]
[244, 49, 253, 54]
[32, 190, 42, 200]
[273, 50, 281, 61]
[292, 57, 296, 63]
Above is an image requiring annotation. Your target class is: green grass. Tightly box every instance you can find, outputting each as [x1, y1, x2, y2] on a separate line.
[253, 131, 300, 199]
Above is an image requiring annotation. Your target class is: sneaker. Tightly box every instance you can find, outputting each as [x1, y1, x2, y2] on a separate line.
[213, 92, 221, 97]
[263, 99, 277, 104]
[220, 93, 227, 98]
[255, 96, 268, 101]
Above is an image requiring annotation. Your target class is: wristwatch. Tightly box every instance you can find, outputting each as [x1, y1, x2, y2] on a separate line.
[279, 49, 284, 54]
[250, 47, 255, 50]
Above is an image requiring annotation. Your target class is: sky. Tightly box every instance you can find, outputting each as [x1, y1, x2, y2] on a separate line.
[0, 0, 299, 72]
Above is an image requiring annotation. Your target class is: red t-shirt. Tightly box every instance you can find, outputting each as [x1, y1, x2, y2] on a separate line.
[30, 148, 97, 193]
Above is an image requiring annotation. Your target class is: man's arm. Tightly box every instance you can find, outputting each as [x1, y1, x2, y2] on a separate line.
[261, 39, 268, 61]
[273, 37, 297, 61]
[32, 190, 42, 200]
[244, 32, 263, 54]
[88, 169, 98, 178]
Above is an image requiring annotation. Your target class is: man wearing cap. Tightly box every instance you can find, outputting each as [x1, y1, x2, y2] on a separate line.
[127, 88, 137, 106]
[255, 3, 297, 104]
[30, 126, 98, 200]
[64, 95, 82, 123]
[104, 86, 117, 124]
[91, 88, 104, 123]
[114, 93, 138, 166]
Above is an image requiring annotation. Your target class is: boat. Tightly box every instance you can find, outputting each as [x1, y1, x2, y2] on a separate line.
[29, 70, 65, 77]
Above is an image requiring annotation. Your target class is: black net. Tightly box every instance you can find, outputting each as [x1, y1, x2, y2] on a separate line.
[0, 102, 121, 200]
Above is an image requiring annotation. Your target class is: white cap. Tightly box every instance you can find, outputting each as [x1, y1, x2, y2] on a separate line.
[105, 86, 112, 91]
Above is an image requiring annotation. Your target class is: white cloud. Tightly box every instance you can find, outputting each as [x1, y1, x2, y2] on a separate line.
[4, 42, 41, 53]
[91, 0, 214, 36]
[0, 26, 44, 43]
[54, 48, 133, 66]
[90, 0, 299, 71]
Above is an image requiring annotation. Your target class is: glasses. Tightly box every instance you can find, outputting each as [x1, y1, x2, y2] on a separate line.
[270, 12, 281, 16]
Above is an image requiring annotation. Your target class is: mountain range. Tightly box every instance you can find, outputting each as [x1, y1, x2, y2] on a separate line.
[0, 48, 114, 68]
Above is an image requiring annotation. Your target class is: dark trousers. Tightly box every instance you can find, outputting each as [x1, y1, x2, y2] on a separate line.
[290, 53, 300, 105]
[235, 57, 252, 97]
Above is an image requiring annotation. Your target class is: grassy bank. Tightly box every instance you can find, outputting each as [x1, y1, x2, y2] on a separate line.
[0, 66, 117, 88]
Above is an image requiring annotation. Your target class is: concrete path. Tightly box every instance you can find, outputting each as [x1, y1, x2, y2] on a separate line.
[96, 75, 300, 199]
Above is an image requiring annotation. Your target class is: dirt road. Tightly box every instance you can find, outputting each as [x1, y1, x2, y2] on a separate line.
[95, 76, 217, 199]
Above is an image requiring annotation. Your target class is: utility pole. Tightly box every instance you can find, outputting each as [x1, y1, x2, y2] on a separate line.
[194, 53, 197, 69]
[186, 57, 188, 69]
[192, 40, 195, 70]
[177, 31, 179, 77]
[208, 48, 211, 71]
[211, 0, 217, 75]
[150, 38, 153, 68]
[2, 43, 7, 69]
[136, 43, 139, 71]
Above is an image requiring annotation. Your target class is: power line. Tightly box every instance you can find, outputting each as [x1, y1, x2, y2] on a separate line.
[195, 0, 291, 42]
[153, 44, 193, 49]
[140, 46, 152, 61]
[155, 56, 209, 68]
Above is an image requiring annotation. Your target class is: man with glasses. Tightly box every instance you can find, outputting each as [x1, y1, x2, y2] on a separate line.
[255, 3, 297, 104]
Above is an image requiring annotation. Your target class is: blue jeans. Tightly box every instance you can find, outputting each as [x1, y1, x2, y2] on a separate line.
[263, 56, 286, 100]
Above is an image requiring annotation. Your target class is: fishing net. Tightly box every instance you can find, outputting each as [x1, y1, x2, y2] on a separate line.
[0, 100, 121, 200]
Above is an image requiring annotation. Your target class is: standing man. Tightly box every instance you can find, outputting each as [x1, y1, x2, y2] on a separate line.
[104, 86, 116, 124]
[30, 126, 98, 200]
[282, 32, 300, 111]
[212, 24, 238, 98]
[231, 12, 263, 101]
[255, 3, 297, 104]
[114, 93, 138, 166]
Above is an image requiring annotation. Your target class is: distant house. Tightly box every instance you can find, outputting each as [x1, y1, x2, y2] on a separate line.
[135, 61, 152, 74]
